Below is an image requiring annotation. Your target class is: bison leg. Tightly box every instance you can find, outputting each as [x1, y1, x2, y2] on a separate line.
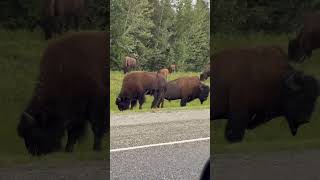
[180, 97, 188, 107]
[88, 97, 108, 151]
[65, 122, 87, 152]
[130, 99, 137, 110]
[151, 92, 160, 108]
[225, 112, 249, 143]
[138, 95, 145, 109]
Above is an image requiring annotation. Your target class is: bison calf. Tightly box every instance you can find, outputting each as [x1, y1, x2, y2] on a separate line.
[116, 71, 166, 111]
[123, 56, 137, 74]
[161, 76, 209, 107]
[17, 31, 109, 156]
[200, 63, 210, 81]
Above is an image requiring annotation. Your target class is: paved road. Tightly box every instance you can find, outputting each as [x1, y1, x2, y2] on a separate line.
[110, 109, 210, 180]
[214, 150, 320, 180]
[0, 161, 108, 180]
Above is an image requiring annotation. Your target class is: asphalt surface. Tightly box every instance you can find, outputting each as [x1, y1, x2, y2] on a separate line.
[214, 150, 320, 180]
[0, 161, 108, 180]
[110, 109, 210, 180]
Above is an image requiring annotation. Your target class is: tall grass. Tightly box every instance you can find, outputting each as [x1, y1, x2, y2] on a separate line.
[0, 30, 107, 166]
[212, 33, 320, 154]
[110, 71, 210, 113]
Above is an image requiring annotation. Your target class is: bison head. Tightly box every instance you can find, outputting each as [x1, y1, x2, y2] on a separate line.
[199, 84, 210, 104]
[282, 71, 319, 136]
[116, 97, 130, 111]
[17, 109, 63, 156]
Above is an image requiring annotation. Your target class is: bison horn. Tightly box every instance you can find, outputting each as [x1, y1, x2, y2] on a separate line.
[23, 111, 35, 125]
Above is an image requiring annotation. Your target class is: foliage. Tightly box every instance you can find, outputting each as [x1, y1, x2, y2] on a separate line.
[111, 0, 210, 72]
[211, 0, 320, 34]
[0, 0, 106, 30]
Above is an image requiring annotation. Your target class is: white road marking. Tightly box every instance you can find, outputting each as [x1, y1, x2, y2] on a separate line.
[110, 137, 210, 153]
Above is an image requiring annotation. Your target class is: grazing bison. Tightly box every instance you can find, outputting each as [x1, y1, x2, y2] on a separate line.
[168, 64, 177, 73]
[288, 12, 320, 62]
[160, 76, 209, 107]
[211, 46, 319, 143]
[159, 68, 170, 79]
[116, 71, 166, 111]
[40, 0, 85, 40]
[17, 31, 109, 156]
[200, 63, 210, 81]
[123, 56, 137, 74]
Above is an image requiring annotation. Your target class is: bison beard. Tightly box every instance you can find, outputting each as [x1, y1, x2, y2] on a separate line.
[211, 46, 319, 143]
[116, 71, 166, 111]
[17, 31, 109, 156]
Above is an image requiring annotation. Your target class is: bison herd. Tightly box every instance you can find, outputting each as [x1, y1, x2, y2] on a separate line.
[116, 71, 210, 111]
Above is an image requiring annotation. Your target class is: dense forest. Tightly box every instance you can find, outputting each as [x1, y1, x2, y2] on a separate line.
[0, 0, 107, 30]
[111, 0, 210, 72]
[211, 0, 320, 34]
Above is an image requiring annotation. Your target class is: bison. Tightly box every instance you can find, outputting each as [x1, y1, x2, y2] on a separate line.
[211, 46, 319, 143]
[168, 64, 177, 73]
[123, 56, 137, 74]
[159, 68, 170, 79]
[160, 76, 209, 107]
[116, 71, 166, 111]
[200, 63, 210, 81]
[17, 31, 109, 156]
[40, 0, 86, 40]
[288, 12, 320, 62]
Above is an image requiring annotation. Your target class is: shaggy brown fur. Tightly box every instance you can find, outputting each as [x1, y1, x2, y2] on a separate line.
[116, 71, 166, 110]
[123, 56, 137, 74]
[168, 64, 177, 73]
[159, 68, 170, 79]
[211, 46, 319, 143]
[18, 31, 109, 155]
[200, 63, 210, 81]
[161, 76, 209, 107]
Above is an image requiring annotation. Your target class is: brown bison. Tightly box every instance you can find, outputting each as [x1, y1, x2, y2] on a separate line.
[40, 0, 85, 40]
[116, 71, 166, 111]
[123, 56, 137, 74]
[17, 31, 109, 156]
[168, 64, 177, 73]
[159, 68, 170, 79]
[200, 63, 210, 81]
[288, 12, 320, 62]
[160, 76, 209, 107]
[211, 46, 319, 143]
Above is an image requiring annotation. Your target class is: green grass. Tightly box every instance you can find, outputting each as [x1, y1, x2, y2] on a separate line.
[0, 30, 108, 166]
[212, 33, 320, 154]
[110, 71, 210, 113]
